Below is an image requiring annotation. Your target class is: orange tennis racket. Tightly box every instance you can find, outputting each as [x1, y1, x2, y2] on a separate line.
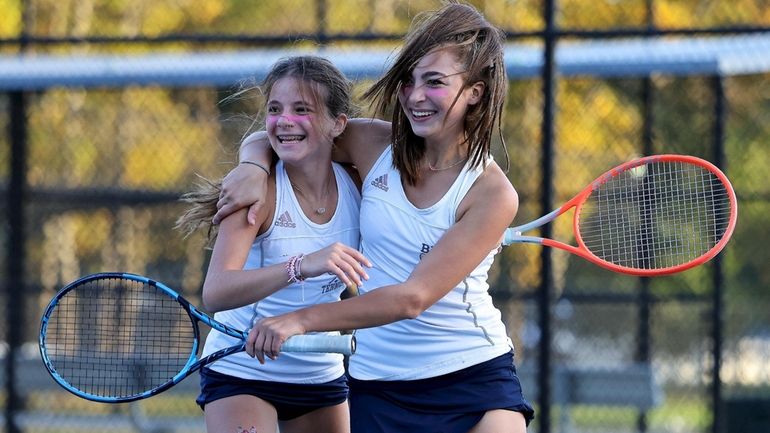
[503, 154, 737, 276]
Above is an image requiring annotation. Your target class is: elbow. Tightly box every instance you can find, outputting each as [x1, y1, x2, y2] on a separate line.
[397, 291, 430, 320]
[201, 282, 226, 313]
[201, 291, 219, 313]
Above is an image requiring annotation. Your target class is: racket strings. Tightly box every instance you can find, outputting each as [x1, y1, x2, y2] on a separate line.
[578, 161, 733, 270]
[43, 277, 196, 399]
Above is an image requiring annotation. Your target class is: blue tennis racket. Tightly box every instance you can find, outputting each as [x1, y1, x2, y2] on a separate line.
[39, 272, 355, 403]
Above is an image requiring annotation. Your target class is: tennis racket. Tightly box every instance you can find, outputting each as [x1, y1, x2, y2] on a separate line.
[39, 272, 356, 403]
[503, 154, 737, 276]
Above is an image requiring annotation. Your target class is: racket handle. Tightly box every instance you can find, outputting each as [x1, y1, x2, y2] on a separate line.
[281, 334, 356, 355]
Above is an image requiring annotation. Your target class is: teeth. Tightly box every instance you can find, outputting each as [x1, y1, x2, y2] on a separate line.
[279, 135, 305, 142]
[412, 110, 434, 118]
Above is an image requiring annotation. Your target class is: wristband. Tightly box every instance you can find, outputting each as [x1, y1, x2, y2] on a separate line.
[240, 160, 270, 176]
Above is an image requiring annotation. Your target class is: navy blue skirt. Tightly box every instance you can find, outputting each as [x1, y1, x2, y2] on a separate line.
[348, 351, 535, 433]
[196, 367, 348, 421]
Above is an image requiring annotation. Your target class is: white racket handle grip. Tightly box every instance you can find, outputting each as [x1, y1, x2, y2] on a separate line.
[281, 334, 356, 355]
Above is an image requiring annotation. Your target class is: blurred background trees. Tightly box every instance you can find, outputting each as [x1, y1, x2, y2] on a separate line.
[1, 1, 769, 432]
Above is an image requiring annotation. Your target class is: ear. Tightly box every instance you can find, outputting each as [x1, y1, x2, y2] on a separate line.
[331, 114, 348, 138]
[467, 81, 485, 105]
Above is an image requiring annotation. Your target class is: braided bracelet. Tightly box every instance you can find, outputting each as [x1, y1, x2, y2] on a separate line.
[286, 254, 306, 284]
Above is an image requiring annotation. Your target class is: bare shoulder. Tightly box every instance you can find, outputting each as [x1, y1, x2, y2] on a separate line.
[460, 161, 519, 224]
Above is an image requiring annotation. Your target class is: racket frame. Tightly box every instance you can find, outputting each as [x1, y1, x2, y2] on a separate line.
[503, 154, 737, 276]
[39, 272, 355, 403]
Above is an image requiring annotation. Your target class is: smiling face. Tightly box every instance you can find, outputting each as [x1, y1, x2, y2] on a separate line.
[265, 77, 344, 164]
[397, 47, 483, 147]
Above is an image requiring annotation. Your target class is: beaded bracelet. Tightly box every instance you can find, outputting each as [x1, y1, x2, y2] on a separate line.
[240, 160, 270, 176]
[286, 254, 306, 284]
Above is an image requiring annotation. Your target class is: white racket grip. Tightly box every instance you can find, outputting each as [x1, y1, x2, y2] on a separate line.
[281, 334, 356, 355]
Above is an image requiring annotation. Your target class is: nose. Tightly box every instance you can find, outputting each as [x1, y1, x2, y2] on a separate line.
[401, 83, 425, 105]
[276, 114, 294, 128]
[407, 84, 426, 103]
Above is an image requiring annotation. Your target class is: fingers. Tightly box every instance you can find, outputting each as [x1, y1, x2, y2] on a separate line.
[245, 326, 280, 364]
[330, 256, 369, 288]
[337, 246, 371, 287]
[213, 197, 262, 226]
[245, 328, 265, 364]
[304, 243, 371, 287]
[212, 163, 269, 224]
[247, 203, 261, 226]
[212, 201, 235, 225]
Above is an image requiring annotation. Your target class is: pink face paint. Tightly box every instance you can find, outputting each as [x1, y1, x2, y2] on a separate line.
[266, 113, 310, 127]
[423, 86, 449, 98]
[279, 114, 309, 124]
[266, 115, 278, 130]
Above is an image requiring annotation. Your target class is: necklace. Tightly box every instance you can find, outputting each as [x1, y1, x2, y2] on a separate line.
[427, 156, 468, 172]
[291, 172, 334, 215]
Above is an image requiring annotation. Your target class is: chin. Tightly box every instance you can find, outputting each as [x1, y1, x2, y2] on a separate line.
[408, 123, 434, 138]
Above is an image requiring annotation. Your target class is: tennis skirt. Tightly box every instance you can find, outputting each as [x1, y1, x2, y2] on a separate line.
[196, 367, 348, 421]
[348, 351, 534, 433]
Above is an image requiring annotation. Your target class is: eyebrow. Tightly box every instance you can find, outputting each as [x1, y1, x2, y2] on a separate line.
[412, 70, 464, 81]
[418, 71, 448, 80]
[266, 99, 315, 106]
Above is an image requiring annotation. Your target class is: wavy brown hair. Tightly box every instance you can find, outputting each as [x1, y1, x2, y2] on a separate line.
[176, 56, 356, 244]
[363, 1, 508, 185]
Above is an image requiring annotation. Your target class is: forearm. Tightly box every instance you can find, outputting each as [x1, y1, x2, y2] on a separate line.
[238, 131, 272, 165]
[202, 264, 289, 312]
[295, 283, 423, 332]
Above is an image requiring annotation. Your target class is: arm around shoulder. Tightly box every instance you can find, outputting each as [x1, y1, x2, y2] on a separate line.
[334, 118, 391, 175]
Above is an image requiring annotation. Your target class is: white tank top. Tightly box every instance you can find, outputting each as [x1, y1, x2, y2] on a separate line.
[202, 161, 361, 383]
[350, 146, 512, 381]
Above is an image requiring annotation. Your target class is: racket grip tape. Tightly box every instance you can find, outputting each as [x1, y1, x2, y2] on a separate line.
[281, 334, 356, 355]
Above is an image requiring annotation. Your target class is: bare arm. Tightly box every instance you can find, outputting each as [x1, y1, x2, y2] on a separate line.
[205, 211, 371, 313]
[332, 118, 391, 176]
[213, 119, 391, 225]
[212, 132, 271, 225]
[246, 163, 519, 361]
[203, 206, 279, 311]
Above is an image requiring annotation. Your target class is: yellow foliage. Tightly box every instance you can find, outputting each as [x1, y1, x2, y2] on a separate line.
[560, 0, 648, 28]
[0, 0, 21, 36]
[656, 1, 698, 28]
[143, 4, 186, 35]
[189, 0, 227, 25]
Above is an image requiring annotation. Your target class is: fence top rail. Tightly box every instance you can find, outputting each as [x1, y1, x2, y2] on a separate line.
[1, 33, 770, 90]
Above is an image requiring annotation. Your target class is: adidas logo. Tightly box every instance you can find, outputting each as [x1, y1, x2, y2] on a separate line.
[371, 173, 389, 191]
[275, 211, 296, 228]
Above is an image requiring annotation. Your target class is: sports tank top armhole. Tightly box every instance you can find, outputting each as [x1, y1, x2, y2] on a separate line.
[446, 156, 494, 223]
[252, 161, 286, 246]
[332, 161, 362, 203]
[362, 145, 394, 186]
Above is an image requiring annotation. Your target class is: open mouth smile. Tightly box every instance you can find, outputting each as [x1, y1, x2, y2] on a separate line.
[410, 109, 437, 120]
[277, 135, 306, 143]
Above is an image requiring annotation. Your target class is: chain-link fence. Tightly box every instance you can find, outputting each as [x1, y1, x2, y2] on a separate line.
[2, 1, 770, 433]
